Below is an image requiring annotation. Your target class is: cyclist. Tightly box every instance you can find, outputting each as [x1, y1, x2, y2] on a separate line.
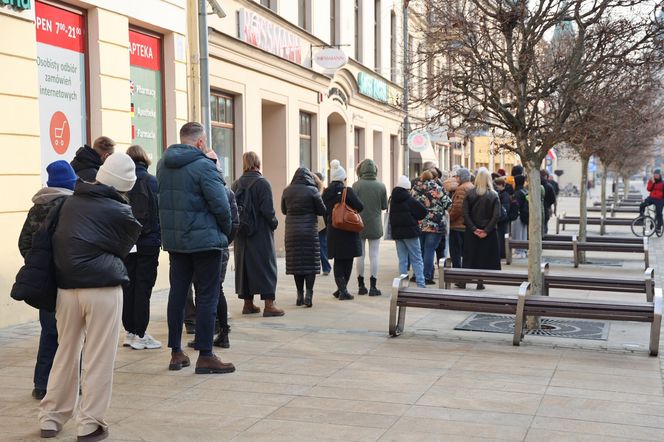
[640, 168, 664, 232]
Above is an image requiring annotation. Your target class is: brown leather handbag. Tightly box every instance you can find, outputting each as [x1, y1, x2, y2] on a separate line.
[332, 187, 364, 232]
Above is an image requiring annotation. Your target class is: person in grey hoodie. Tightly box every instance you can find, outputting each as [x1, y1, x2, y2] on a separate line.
[352, 159, 388, 296]
[18, 161, 77, 401]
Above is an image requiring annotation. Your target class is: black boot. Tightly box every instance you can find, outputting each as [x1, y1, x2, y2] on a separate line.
[304, 290, 313, 307]
[335, 277, 354, 300]
[333, 290, 339, 298]
[296, 290, 304, 306]
[213, 327, 230, 348]
[369, 277, 382, 296]
[357, 276, 368, 295]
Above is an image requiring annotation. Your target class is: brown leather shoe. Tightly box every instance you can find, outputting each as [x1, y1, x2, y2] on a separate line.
[242, 300, 261, 314]
[77, 425, 108, 441]
[168, 351, 190, 371]
[263, 300, 285, 317]
[195, 354, 235, 374]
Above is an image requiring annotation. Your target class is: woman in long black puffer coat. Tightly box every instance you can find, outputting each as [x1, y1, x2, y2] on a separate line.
[322, 160, 364, 301]
[281, 168, 326, 307]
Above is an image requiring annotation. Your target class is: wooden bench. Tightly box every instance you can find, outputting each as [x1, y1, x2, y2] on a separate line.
[439, 260, 655, 301]
[588, 205, 639, 216]
[504, 235, 572, 265]
[543, 234, 643, 245]
[389, 276, 662, 356]
[556, 214, 634, 235]
[574, 238, 649, 268]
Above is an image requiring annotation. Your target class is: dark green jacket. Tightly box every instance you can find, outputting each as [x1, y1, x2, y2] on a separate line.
[157, 144, 232, 252]
[352, 159, 388, 239]
[18, 187, 73, 258]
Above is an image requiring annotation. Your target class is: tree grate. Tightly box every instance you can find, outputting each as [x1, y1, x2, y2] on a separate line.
[455, 313, 609, 340]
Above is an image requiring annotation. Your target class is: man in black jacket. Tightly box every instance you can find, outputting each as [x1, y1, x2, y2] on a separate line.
[70, 136, 115, 182]
[541, 170, 557, 234]
[39, 152, 141, 441]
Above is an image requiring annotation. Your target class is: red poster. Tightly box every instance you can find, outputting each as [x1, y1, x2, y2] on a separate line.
[35, 1, 85, 53]
[129, 30, 161, 71]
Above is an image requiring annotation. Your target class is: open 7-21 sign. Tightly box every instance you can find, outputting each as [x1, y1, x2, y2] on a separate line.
[2, 0, 31, 10]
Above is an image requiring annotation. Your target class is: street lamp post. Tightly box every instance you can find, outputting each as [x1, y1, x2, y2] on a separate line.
[402, 0, 410, 177]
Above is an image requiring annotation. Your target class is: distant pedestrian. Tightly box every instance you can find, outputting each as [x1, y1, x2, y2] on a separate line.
[232, 152, 284, 317]
[158, 122, 235, 374]
[448, 168, 474, 278]
[323, 160, 364, 301]
[18, 161, 77, 401]
[541, 170, 556, 234]
[281, 168, 326, 307]
[39, 153, 142, 440]
[122, 145, 161, 351]
[412, 170, 451, 284]
[389, 176, 427, 287]
[494, 176, 511, 259]
[462, 168, 501, 289]
[352, 159, 388, 296]
[314, 172, 331, 275]
[70, 136, 115, 182]
[511, 175, 529, 258]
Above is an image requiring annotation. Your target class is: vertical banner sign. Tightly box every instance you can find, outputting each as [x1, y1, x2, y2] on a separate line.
[129, 30, 162, 172]
[35, 1, 86, 180]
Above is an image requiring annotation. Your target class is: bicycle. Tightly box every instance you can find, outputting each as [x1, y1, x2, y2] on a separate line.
[631, 205, 663, 238]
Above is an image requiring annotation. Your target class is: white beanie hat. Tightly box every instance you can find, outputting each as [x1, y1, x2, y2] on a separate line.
[396, 175, 411, 190]
[330, 159, 346, 182]
[96, 152, 137, 192]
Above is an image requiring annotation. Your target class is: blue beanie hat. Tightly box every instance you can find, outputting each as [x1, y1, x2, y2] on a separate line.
[46, 160, 77, 190]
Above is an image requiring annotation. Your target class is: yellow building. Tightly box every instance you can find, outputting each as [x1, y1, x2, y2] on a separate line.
[472, 135, 520, 173]
[0, 0, 188, 328]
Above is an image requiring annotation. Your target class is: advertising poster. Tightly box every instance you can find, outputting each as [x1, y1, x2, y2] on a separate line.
[35, 1, 86, 181]
[129, 30, 162, 173]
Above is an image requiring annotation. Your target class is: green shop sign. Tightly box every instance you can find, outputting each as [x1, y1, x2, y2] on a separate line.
[2, 0, 31, 10]
[357, 72, 388, 103]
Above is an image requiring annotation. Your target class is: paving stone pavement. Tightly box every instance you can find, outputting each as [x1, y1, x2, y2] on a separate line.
[2, 189, 664, 441]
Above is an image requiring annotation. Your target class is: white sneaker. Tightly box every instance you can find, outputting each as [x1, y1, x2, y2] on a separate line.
[130, 334, 162, 350]
[123, 333, 135, 347]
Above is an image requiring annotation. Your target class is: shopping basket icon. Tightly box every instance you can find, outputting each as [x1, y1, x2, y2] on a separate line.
[54, 120, 68, 147]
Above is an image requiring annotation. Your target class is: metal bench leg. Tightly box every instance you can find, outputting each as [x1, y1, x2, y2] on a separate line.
[513, 283, 530, 346]
[572, 236, 579, 268]
[645, 267, 654, 302]
[556, 216, 560, 234]
[644, 240, 649, 269]
[389, 275, 408, 337]
[397, 305, 407, 336]
[649, 289, 662, 356]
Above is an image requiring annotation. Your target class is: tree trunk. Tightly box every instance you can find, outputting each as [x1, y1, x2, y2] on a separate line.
[526, 161, 543, 329]
[623, 176, 630, 199]
[600, 163, 608, 219]
[578, 156, 589, 262]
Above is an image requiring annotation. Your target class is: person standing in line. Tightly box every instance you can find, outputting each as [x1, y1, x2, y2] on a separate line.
[122, 145, 162, 351]
[390, 176, 428, 288]
[540, 170, 556, 234]
[412, 170, 451, 284]
[511, 175, 529, 258]
[70, 136, 115, 182]
[323, 160, 364, 301]
[462, 168, 502, 289]
[448, 168, 474, 280]
[232, 152, 284, 317]
[18, 161, 77, 401]
[39, 153, 142, 441]
[281, 168, 326, 307]
[314, 172, 331, 276]
[547, 174, 560, 216]
[494, 176, 512, 259]
[158, 122, 235, 374]
[352, 159, 388, 296]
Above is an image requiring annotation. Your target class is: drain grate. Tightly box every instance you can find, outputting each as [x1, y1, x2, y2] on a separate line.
[455, 313, 609, 340]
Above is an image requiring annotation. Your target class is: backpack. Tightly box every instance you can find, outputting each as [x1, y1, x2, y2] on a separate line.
[128, 175, 157, 236]
[508, 194, 520, 222]
[235, 178, 262, 237]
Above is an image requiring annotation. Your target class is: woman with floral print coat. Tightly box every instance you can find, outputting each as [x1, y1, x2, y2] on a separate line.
[412, 170, 452, 284]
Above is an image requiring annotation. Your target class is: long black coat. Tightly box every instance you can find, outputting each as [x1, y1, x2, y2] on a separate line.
[322, 181, 364, 260]
[232, 171, 278, 297]
[281, 168, 326, 275]
[70, 145, 102, 182]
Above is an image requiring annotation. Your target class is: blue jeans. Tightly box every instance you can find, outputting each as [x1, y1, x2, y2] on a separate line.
[641, 197, 664, 229]
[34, 309, 58, 390]
[319, 229, 331, 273]
[420, 232, 444, 280]
[396, 238, 425, 288]
[449, 230, 465, 268]
[167, 250, 222, 354]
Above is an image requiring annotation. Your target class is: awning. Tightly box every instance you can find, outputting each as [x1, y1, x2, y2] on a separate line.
[411, 145, 438, 165]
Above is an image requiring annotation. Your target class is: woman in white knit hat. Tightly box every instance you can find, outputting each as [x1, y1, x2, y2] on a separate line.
[322, 160, 364, 300]
[39, 152, 142, 441]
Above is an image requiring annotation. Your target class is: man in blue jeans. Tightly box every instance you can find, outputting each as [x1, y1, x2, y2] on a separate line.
[157, 122, 234, 374]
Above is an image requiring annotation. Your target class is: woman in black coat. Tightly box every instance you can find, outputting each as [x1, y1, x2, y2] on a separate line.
[322, 160, 364, 301]
[462, 168, 501, 289]
[232, 152, 284, 317]
[281, 167, 326, 307]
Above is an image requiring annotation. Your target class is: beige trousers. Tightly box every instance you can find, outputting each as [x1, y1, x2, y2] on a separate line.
[39, 286, 122, 436]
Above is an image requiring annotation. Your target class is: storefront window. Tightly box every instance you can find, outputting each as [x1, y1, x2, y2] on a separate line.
[211, 93, 235, 182]
[299, 112, 312, 169]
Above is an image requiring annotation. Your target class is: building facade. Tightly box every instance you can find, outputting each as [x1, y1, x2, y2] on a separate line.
[0, 0, 188, 327]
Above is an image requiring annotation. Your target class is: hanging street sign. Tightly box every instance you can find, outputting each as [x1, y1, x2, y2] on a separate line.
[314, 47, 348, 71]
[408, 130, 432, 153]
